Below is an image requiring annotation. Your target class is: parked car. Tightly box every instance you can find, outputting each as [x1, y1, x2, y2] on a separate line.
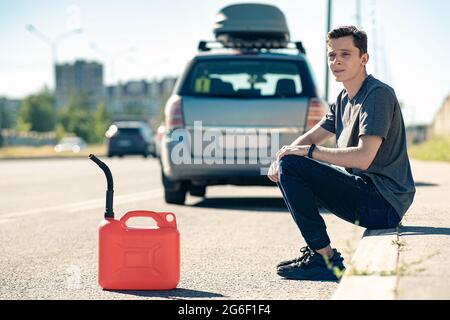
[159, 3, 327, 204]
[106, 121, 156, 158]
[54, 136, 86, 153]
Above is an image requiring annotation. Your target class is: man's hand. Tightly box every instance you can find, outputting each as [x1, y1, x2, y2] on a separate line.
[276, 145, 310, 161]
[267, 160, 280, 183]
[267, 145, 310, 183]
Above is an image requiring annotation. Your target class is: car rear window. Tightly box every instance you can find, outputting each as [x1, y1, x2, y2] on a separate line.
[117, 128, 141, 136]
[180, 58, 315, 99]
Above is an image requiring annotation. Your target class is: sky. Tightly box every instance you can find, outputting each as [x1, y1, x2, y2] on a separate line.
[0, 0, 449, 125]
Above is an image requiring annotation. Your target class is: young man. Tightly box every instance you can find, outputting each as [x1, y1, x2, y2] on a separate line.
[267, 26, 415, 281]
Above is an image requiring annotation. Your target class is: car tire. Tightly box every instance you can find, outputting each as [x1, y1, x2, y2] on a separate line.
[164, 189, 187, 205]
[162, 171, 187, 205]
[189, 186, 206, 197]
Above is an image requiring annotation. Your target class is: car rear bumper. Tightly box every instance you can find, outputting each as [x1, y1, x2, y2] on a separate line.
[160, 139, 275, 186]
[108, 145, 148, 155]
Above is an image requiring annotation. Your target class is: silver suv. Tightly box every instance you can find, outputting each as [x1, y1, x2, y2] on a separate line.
[159, 4, 326, 204]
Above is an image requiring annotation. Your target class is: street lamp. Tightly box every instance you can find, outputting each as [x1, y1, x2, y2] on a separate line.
[89, 43, 136, 84]
[26, 24, 83, 84]
[26, 24, 83, 126]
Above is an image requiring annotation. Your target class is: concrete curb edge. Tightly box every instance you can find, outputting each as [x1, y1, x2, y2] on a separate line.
[332, 227, 400, 300]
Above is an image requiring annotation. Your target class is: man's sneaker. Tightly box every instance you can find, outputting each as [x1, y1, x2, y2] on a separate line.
[277, 248, 345, 281]
[277, 246, 313, 268]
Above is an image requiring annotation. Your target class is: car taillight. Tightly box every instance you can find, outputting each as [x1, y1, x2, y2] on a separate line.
[306, 98, 327, 130]
[164, 95, 185, 130]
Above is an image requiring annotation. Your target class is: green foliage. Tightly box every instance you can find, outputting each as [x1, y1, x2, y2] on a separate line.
[57, 94, 91, 142]
[55, 123, 66, 142]
[409, 136, 450, 162]
[16, 117, 31, 132]
[0, 104, 14, 129]
[92, 101, 110, 144]
[16, 90, 55, 132]
[57, 95, 110, 144]
[14, 90, 111, 145]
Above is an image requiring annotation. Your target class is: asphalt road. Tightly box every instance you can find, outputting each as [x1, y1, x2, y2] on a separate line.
[0, 157, 364, 300]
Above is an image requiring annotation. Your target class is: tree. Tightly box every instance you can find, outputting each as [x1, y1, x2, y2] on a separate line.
[92, 101, 110, 144]
[16, 90, 55, 132]
[57, 95, 110, 144]
[58, 94, 93, 142]
[0, 102, 14, 129]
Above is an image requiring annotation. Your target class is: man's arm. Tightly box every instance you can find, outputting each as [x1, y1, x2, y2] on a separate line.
[311, 135, 382, 170]
[268, 124, 335, 183]
[290, 123, 335, 146]
[277, 135, 382, 170]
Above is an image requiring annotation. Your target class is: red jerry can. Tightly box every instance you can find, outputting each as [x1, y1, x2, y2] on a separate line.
[98, 210, 180, 290]
[90, 154, 180, 290]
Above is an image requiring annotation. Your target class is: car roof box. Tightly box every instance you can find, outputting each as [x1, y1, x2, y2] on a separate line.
[213, 3, 290, 49]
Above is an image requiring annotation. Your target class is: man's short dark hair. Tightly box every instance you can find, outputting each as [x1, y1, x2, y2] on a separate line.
[327, 26, 368, 56]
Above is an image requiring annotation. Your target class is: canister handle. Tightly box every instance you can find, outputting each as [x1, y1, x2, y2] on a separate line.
[120, 210, 177, 229]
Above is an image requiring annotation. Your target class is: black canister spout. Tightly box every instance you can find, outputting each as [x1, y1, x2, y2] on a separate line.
[89, 154, 114, 219]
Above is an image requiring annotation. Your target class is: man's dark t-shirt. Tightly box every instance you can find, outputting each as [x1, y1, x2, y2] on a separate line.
[319, 74, 415, 219]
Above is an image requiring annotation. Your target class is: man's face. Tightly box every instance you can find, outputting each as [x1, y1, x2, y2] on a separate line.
[327, 36, 369, 82]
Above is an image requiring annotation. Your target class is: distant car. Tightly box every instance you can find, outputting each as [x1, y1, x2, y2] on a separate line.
[54, 136, 87, 153]
[159, 3, 327, 204]
[105, 121, 156, 158]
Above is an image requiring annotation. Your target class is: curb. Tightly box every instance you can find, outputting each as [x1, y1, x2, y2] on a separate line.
[332, 228, 400, 300]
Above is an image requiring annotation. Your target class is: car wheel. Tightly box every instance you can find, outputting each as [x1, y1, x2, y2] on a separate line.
[164, 189, 187, 205]
[189, 186, 206, 197]
[162, 171, 187, 205]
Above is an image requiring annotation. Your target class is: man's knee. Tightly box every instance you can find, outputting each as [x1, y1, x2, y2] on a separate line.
[279, 155, 310, 180]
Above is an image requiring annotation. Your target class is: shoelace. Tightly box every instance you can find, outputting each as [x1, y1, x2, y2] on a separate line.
[292, 246, 313, 267]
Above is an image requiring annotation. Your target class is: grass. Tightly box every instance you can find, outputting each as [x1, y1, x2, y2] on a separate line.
[409, 136, 450, 162]
[0, 144, 107, 159]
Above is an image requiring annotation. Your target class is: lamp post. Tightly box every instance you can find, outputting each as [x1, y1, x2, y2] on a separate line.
[89, 43, 136, 85]
[26, 24, 83, 87]
[26, 24, 83, 126]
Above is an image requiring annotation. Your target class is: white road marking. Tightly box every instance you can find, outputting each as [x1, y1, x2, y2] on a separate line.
[0, 188, 164, 222]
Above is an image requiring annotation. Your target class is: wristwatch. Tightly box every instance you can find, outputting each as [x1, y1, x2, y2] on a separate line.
[307, 144, 316, 159]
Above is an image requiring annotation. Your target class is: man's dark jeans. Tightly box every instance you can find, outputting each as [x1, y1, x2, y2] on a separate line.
[277, 155, 401, 251]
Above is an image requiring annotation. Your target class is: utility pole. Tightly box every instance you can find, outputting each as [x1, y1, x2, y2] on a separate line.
[324, 0, 332, 102]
